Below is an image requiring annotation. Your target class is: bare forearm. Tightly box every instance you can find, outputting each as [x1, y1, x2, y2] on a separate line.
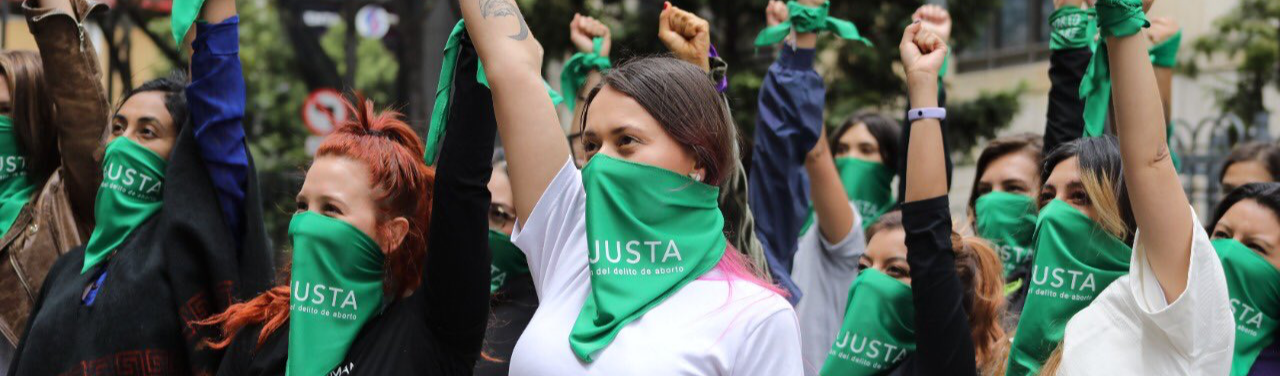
[904, 78, 946, 203]
[201, 0, 235, 23]
[807, 152, 853, 243]
[1155, 67, 1173, 123]
[459, 0, 568, 220]
[1108, 33, 1192, 301]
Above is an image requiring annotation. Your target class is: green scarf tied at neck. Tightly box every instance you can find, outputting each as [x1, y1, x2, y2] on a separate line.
[82, 137, 167, 274]
[426, 20, 563, 163]
[754, 1, 872, 47]
[0, 116, 35, 236]
[1212, 238, 1280, 376]
[1079, 0, 1149, 138]
[820, 268, 915, 376]
[571, 154, 726, 362]
[285, 212, 385, 376]
[1049, 6, 1097, 51]
[975, 191, 1038, 277]
[170, 0, 206, 45]
[1005, 199, 1131, 376]
[799, 157, 895, 236]
[561, 37, 612, 111]
[489, 229, 529, 293]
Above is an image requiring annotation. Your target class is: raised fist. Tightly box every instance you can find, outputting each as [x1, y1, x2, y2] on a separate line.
[765, 0, 788, 27]
[570, 13, 611, 57]
[659, 2, 711, 72]
[912, 5, 952, 43]
[900, 22, 949, 84]
[1147, 16, 1179, 45]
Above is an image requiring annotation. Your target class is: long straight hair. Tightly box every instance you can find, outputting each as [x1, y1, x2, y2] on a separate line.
[1041, 136, 1134, 241]
[0, 51, 56, 186]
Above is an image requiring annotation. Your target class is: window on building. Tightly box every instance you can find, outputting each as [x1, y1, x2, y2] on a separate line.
[957, 0, 1054, 72]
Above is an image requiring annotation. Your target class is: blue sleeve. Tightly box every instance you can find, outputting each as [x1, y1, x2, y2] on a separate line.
[748, 46, 823, 295]
[186, 16, 249, 244]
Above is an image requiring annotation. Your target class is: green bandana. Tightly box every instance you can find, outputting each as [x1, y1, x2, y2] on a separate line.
[975, 191, 1038, 277]
[754, 1, 871, 47]
[426, 20, 562, 163]
[0, 116, 35, 236]
[820, 269, 915, 376]
[571, 154, 726, 362]
[1049, 6, 1097, 51]
[170, 0, 206, 45]
[285, 212, 385, 376]
[1005, 199, 1131, 376]
[489, 229, 529, 293]
[799, 157, 895, 236]
[1212, 239, 1280, 376]
[561, 37, 612, 111]
[1149, 30, 1182, 68]
[82, 138, 167, 274]
[1079, 0, 1149, 138]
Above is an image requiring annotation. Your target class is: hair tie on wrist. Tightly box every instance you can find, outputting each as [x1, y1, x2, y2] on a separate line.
[753, 1, 872, 47]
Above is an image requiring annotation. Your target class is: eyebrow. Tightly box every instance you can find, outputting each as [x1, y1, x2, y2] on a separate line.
[1001, 179, 1027, 186]
[609, 124, 637, 136]
[887, 256, 908, 264]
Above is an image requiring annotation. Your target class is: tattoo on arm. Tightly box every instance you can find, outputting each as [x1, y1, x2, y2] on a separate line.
[479, 0, 530, 41]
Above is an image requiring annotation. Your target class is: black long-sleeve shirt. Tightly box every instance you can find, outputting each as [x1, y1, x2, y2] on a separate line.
[1042, 46, 1092, 156]
[215, 32, 495, 376]
[889, 196, 977, 376]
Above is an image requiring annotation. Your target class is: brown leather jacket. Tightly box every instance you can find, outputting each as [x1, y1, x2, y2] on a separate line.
[0, 0, 107, 346]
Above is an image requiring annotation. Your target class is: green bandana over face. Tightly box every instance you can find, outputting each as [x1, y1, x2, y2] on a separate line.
[82, 137, 166, 274]
[1212, 239, 1280, 376]
[754, 1, 872, 47]
[489, 229, 529, 293]
[571, 154, 726, 362]
[285, 212, 385, 376]
[1079, 0, 1149, 138]
[561, 37, 611, 112]
[1049, 6, 1097, 50]
[1006, 199, 1131, 376]
[0, 116, 35, 236]
[820, 269, 915, 376]
[800, 157, 894, 235]
[975, 191, 1038, 277]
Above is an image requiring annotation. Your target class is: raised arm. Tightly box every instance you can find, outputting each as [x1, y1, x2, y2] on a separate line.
[898, 22, 978, 375]
[1043, 0, 1094, 155]
[807, 129, 855, 244]
[1105, 7, 1193, 302]
[459, 0, 565, 221]
[897, 6, 953, 201]
[748, 0, 825, 273]
[185, 0, 249, 242]
[421, 31, 495, 358]
[24, 0, 110, 234]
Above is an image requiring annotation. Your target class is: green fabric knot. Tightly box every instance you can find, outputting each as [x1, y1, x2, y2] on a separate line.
[1094, 0, 1149, 38]
[754, 1, 871, 47]
[1149, 30, 1182, 68]
[561, 37, 612, 111]
[426, 20, 562, 163]
[1049, 6, 1097, 50]
[1078, 0, 1149, 137]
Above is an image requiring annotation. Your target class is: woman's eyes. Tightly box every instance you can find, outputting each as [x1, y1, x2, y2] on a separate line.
[617, 135, 638, 147]
[323, 204, 343, 215]
[294, 201, 308, 213]
[1006, 184, 1027, 194]
[886, 266, 909, 278]
[1069, 191, 1091, 206]
[582, 139, 600, 152]
[111, 123, 126, 135]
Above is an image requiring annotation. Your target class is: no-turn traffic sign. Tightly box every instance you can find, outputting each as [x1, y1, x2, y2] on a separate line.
[302, 89, 346, 136]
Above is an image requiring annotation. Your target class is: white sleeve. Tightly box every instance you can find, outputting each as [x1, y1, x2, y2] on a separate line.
[731, 309, 805, 376]
[1128, 212, 1235, 368]
[511, 158, 587, 300]
[818, 203, 867, 263]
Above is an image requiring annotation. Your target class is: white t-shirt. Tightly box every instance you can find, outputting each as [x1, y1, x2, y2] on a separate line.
[792, 205, 865, 375]
[509, 158, 804, 375]
[1059, 213, 1235, 375]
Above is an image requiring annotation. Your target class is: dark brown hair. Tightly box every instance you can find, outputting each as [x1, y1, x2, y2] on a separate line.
[0, 51, 56, 186]
[1219, 141, 1280, 183]
[966, 133, 1043, 215]
[579, 56, 735, 186]
[831, 111, 901, 169]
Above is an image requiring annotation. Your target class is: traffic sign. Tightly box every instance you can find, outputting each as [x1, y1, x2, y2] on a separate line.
[355, 4, 391, 39]
[302, 88, 346, 136]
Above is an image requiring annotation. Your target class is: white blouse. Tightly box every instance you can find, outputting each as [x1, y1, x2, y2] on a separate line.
[1058, 213, 1235, 375]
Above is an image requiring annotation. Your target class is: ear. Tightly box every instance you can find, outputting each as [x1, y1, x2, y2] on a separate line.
[383, 216, 411, 254]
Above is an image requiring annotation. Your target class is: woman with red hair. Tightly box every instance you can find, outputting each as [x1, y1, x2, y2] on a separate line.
[206, 38, 495, 375]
